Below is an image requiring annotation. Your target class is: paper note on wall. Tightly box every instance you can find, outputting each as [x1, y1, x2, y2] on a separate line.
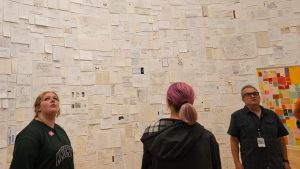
[33, 62, 55, 77]
[16, 86, 31, 108]
[97, 129, 121, 149]
[100, 118, 112, 129]
[0, 58, 11, 74]
[0, 124, 7, 148]
[74, 136, 88, 155]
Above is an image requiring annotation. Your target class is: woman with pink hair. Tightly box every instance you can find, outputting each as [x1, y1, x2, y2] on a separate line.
[140, 82, 221, 169]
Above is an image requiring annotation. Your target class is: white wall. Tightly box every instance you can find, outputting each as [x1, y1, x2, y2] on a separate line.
[1, 0, 300, 168]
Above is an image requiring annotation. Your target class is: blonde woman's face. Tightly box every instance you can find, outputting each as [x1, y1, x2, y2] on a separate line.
[38, 92, 59, 116]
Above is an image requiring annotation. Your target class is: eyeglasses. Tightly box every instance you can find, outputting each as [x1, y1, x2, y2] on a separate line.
[243, 92, 259, 97]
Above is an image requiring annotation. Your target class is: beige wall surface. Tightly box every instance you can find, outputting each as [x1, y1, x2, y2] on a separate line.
[1, 0, 300, 169]
[288, 146, 300, 168]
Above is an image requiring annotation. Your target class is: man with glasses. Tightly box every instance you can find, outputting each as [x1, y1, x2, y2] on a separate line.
[227, 85, 291, 169]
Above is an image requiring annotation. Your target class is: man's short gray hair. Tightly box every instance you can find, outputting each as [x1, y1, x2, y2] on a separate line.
[241, 85, 258, 97]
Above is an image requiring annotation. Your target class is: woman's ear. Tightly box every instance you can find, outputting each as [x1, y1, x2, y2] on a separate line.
[36, 105, 41, 113]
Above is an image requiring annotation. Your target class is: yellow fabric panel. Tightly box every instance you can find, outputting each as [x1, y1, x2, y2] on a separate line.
[290, 66, 300, 84]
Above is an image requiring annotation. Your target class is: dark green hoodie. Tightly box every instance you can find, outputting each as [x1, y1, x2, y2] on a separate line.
[10, 120, 74, 169]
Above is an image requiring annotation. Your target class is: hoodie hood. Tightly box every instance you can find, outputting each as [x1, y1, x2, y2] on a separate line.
[141, 119, 205, 160]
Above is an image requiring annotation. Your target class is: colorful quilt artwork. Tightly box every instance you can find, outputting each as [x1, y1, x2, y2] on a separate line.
[257, 66, 300, 147]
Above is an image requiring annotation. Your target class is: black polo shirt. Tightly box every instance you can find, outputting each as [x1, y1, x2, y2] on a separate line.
[227, 106, 289, 169]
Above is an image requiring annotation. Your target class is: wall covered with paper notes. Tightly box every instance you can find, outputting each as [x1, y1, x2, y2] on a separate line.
[1, 0, 300, 169]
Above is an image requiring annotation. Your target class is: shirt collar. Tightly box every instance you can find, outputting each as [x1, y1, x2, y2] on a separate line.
[243, 105, 267, 117]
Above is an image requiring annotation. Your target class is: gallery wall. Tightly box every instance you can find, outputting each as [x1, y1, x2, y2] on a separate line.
[1, 0, 300, 169]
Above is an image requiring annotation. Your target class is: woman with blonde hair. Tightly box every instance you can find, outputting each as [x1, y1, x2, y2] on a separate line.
[10, 91, 74, 169]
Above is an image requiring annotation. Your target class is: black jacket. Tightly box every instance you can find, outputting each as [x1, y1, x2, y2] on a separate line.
[141, 119, 221, 169]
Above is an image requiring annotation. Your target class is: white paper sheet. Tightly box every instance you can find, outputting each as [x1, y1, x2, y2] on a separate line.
[100, 118, 112, 129]
[0, 47, 10, 58]
[97, 129, 121, 149]
[3, 0, 18, 22]
[81, 72, 95, 85]
[79, 50, 93, 61]
[16, 86, 31, 108]
[0, 58, 11, 74]
[17, 74, 32, 85]
[33, 61, 55, 77]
